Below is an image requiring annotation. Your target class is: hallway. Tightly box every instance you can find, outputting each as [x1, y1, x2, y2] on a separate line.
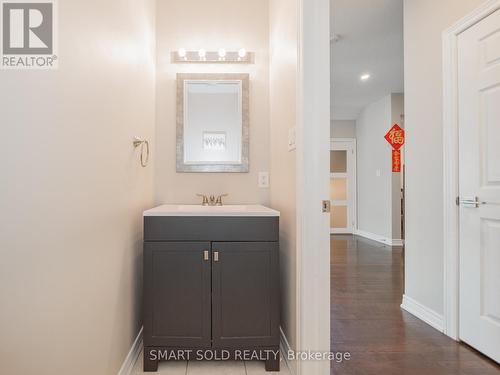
[330, 235, 500, 374]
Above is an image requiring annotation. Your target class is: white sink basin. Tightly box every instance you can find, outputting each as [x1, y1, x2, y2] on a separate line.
[143, 204, 280, 217]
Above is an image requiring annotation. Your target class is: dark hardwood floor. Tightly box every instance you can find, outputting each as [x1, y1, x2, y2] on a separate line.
[330, 235, 500, 375]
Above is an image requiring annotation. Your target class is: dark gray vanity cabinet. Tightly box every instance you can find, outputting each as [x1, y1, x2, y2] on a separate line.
[143, 216, 280, 372]
[211, 242, 279, 348]
[143, 242, 211, 348]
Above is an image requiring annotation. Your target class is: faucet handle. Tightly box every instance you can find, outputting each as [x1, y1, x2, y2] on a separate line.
[215, 194, 228, 206]
[209, 195, 216, 205]
[196, 194, 209, 206]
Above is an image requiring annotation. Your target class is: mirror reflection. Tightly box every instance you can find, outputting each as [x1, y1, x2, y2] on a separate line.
[177, 73, 249, 173]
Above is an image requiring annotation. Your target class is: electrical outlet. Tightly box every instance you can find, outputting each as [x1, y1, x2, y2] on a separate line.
[258, 172, 270, 188]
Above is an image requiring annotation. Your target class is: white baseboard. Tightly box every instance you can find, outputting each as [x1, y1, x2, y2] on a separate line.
[355, 229, 404, 247]
[280, 327, 296, 375]
[330, 229, 354, 234]
[118, 327, 143, 375]
[391, 238, 405, 246]
[401, 295, 444, 333]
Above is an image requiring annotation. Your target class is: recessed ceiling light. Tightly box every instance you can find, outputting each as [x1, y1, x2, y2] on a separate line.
[360, 73, 371, 81]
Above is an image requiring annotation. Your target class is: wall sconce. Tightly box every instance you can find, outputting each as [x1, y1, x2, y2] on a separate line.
[172, 48, 254, 64]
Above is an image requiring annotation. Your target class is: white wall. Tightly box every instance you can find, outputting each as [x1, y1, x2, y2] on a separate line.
[331, 120, 356, 138]
[269, 0, 298, 361]
[391, 94, 404, 240]
[356, 94, 403, 241]
[154, 0, 270, 205]
[0, 0, 156, 374]
[403, 0, 485, 316]
[357, 95, 392, 239]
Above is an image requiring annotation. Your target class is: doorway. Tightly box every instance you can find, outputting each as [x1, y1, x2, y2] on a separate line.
[330, 139, 356, 234]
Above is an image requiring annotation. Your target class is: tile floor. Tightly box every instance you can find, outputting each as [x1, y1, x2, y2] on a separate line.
[132, 351, 291, 375]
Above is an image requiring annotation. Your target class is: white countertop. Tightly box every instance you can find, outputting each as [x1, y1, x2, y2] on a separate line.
[143, 204, 280, 217]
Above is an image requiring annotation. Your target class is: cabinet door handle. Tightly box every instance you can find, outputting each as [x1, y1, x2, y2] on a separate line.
[214, 251, 219, 262]
[203, 250, 209, 261]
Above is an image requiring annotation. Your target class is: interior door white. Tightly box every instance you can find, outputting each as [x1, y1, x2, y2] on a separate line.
[458, 8, 500, 363]
[330, 140, 356, 234]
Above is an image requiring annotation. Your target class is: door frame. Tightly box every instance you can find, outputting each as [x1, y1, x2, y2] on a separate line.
[295, 0, 331, 374]
[442, 0, 500, 341]
[330, 138, 357, 234]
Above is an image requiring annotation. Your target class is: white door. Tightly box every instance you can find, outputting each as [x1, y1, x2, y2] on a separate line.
[330, 139, 356, 234]
[458, 8, 500, 363]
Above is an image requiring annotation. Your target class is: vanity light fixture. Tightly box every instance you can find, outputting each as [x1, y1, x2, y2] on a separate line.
[172, 49, 253, 64]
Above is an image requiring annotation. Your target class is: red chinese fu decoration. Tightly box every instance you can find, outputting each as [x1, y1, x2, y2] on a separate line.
[385, 124, 405, 172]
[392, 150, 402, 173]
[384, 124, 405, 151]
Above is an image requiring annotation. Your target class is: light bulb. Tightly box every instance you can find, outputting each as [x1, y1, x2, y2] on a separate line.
[198, 49, 207, 59]
[238, 48, 247, 58]
[178, 48, 187, 58]
[218, 48, 226, 58]
[360, 73, 371, 81]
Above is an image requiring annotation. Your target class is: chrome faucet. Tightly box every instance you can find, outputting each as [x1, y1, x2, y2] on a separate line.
[197, 194, 228, 206]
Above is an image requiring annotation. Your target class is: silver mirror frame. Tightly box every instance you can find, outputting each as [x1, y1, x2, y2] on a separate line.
[176, 73, 250, 173]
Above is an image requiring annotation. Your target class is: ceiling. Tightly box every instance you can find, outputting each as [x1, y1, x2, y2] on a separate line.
[330, 0, 404, 120]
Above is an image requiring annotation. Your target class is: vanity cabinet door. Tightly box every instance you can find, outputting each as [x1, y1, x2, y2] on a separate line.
[144, 242, 211, 347]
[211, 242, 279, 348]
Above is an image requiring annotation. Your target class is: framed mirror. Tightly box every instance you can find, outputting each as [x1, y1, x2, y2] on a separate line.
[176, 73, 249, 172]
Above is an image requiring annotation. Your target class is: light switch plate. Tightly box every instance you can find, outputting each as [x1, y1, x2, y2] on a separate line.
[288, 127, 296, 151]
[258, 172, 270, 188]
[376, 169, 381, 177]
